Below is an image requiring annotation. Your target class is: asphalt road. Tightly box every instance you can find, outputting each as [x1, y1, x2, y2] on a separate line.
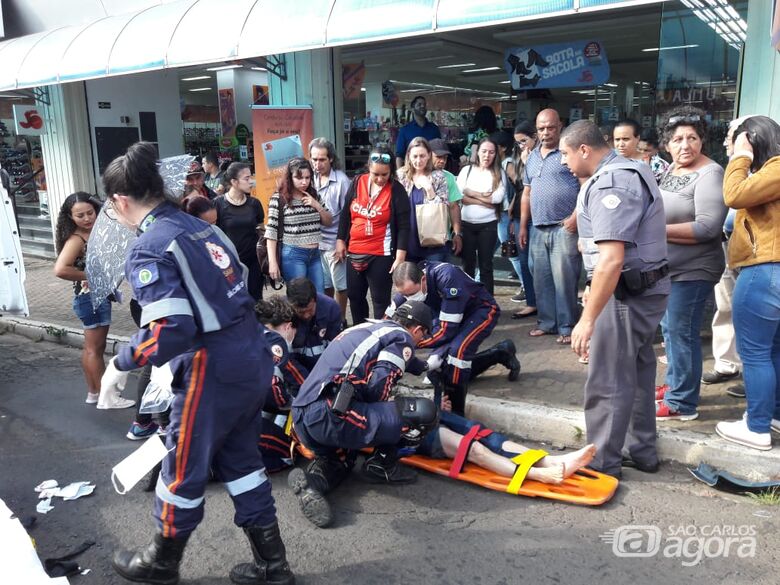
[1, 331, 778, 585]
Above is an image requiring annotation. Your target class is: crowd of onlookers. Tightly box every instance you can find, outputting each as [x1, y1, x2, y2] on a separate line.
[52, 102, 780, 452]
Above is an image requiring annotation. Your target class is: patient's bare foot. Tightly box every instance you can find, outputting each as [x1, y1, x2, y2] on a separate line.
[557, 444, 597, 478]
[527, 463, 565, 485]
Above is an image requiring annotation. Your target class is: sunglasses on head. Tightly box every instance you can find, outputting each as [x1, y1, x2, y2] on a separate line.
[369, 152, 392, 164]
[668, 114, 701, 125]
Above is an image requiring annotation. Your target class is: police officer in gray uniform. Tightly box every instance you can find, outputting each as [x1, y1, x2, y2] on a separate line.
[559, 120, 670, 479]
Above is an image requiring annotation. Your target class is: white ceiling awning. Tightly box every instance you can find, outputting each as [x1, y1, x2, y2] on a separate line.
[0, 0, 661, 91]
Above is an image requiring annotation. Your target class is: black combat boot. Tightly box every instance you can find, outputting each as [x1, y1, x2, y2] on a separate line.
[112, 532, 189, 585]
[470, 340, 521, 382]
[287, 466, 333, 528]
[229, 521, 295, 585]
[362, 447, 417, 484]
[445, 384, 467, 416]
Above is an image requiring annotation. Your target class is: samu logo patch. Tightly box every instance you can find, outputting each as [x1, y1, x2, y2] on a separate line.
[135, 264, 159, 288]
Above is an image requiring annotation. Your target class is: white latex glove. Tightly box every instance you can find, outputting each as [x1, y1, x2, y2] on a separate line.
[102, 357, 129, 392]
[426, 354, 443, 372]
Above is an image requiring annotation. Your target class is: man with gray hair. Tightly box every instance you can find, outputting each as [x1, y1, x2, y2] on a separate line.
[560, 120, 669, 479]
[309, 137, 351, 320]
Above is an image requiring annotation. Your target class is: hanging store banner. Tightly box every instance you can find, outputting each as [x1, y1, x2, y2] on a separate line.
[218, 88, 237, 138]
[251, 105, 313, 212]
[342, 61, 366, 100]
[504, 40, 610, 90]
[13, 104, 45, 135]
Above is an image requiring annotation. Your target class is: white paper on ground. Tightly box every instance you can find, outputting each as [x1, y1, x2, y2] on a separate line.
[55, 482, 95, 501]
[34, 480, 58, 492]
[1, 497, 70, 583]
[112, 436, 170, 495]
[35, 498, 54, 514]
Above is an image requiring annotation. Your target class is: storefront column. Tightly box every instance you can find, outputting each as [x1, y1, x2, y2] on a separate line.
[268, 48, 343, 152]
[739, 0, 780, 119]
[38, 82, 95, 234]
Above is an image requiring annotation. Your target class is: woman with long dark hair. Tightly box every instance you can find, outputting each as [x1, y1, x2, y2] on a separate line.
[215, 162, 264, 299]
[266, 157, 332, 292]
[716, 115, 780, 450]
[456, 136, 505, 294]
[54, 192, 129, 407]
[100, 141, 295, 585]
[336, 145, 410, 324]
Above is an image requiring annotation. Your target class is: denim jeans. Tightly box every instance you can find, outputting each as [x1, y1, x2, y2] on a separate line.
[281, 244, 324, 293]
[732, 263, 780, 433]
[529, 224, 581, 334]
[661, 280, 716, 415]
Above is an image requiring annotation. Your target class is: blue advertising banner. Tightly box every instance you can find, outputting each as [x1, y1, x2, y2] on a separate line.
[504, 40, 610, 89]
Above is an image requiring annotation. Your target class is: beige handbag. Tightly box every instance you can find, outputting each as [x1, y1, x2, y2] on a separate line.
[415, 194, 449, 247]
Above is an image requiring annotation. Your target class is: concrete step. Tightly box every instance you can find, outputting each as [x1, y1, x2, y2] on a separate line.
[19, 236, 55, 259]
[19, 224, 54, 240]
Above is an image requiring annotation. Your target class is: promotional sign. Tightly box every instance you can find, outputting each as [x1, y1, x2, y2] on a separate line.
[504, 41, 609, 90]
[13, 104, 45, 135]
[218, 88, 237, 138]
[342, 61, 366, 100]
[251, 105, 313, 212]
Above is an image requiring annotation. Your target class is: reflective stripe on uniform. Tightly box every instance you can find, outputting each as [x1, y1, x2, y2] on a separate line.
[377, 349, 406, 371]
[224, 469, 269, 496]
[447, 355, 472, 370]
[140, 297, 194, 327]
[339, 325, 405, 375]
[439, 311, 463, 323]
[292, 344, 325, 356]
[156, 479, 204, 509]
[273, 366, 284, 379]
[262, 411, 289, 429]
[166, 240, 221, 332]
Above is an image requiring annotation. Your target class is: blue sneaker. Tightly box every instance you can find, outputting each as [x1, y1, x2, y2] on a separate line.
[126, 421, 159, 441]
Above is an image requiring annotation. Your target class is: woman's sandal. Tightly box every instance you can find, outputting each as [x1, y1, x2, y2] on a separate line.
[528, 328, 549, 337]
[511, 307, 538, 319]
[556, 335, 572, 344]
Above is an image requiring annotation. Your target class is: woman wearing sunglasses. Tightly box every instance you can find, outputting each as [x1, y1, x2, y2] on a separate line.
[335, 146, 410, 324]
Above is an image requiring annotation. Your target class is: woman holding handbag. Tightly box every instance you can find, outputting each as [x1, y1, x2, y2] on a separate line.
[336, 146, 410, 325]
[266, 157, 332, 293]
[396, 137, 461, 263]
[456, 136, 505, 294]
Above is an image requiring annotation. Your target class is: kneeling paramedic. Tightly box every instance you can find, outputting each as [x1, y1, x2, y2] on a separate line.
[388, 261, 520, 415]
[289, 300, 438, 528]
[98, 142, 294, 585]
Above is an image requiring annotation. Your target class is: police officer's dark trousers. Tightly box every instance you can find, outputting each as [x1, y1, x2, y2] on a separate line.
[584, 293, 668, 476]
[154, 318, 277, 538]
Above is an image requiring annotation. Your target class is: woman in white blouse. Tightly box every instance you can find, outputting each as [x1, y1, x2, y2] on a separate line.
[456, 137, 505, 294]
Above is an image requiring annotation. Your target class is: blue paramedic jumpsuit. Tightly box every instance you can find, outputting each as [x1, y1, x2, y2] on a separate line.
[387, 261, 499, 389]
[115, 201, 277, 538]
[291, 320, 426, 458]
[260, 328, 309, 472]
[577, 154, 670, 476]
[291, 292, 343, 371]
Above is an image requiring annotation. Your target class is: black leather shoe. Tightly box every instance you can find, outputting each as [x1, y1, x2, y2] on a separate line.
[701, 370, 740, 385]
[726, 384, 746, 398]
[112, 533, 189, 585]
[621, 456, 660, 473]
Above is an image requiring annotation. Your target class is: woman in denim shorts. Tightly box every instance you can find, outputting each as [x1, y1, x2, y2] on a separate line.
[54, 192, 115, 405]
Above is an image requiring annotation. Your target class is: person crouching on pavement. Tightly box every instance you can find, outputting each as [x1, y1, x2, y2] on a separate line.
[388, 261, 520, 415]
[255, 295, 309, 473]
[288, 300, 438, 528]
[286, 277, 343, 371]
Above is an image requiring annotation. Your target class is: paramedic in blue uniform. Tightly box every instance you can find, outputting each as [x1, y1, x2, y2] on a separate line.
[98, 142, 294, 585]
[286, 277, 343, 370]
[288, 301, 438, 528]
[255, 295, 309, 473]
[559, 121, 670, 479]
[388, 261, 521, 416]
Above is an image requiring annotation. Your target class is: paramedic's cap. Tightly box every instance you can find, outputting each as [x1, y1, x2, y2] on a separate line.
[428, 139, 450, 157]
[394, 300, 433, 332]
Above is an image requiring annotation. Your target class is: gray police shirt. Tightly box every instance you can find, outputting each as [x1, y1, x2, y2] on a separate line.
[577, 153, 670, 296]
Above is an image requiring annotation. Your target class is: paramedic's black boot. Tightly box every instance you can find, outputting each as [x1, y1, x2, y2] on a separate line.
[229, 521, 295, 585]
[112, 532, 189, 585]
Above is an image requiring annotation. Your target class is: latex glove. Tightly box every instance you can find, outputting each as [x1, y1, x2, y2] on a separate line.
[149, 363, 174, 391]
[426, 354, 443, 372]
[102, 357, 129, 393]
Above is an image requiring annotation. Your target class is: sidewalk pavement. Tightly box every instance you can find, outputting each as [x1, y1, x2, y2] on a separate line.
[3, 258, 779, 481]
